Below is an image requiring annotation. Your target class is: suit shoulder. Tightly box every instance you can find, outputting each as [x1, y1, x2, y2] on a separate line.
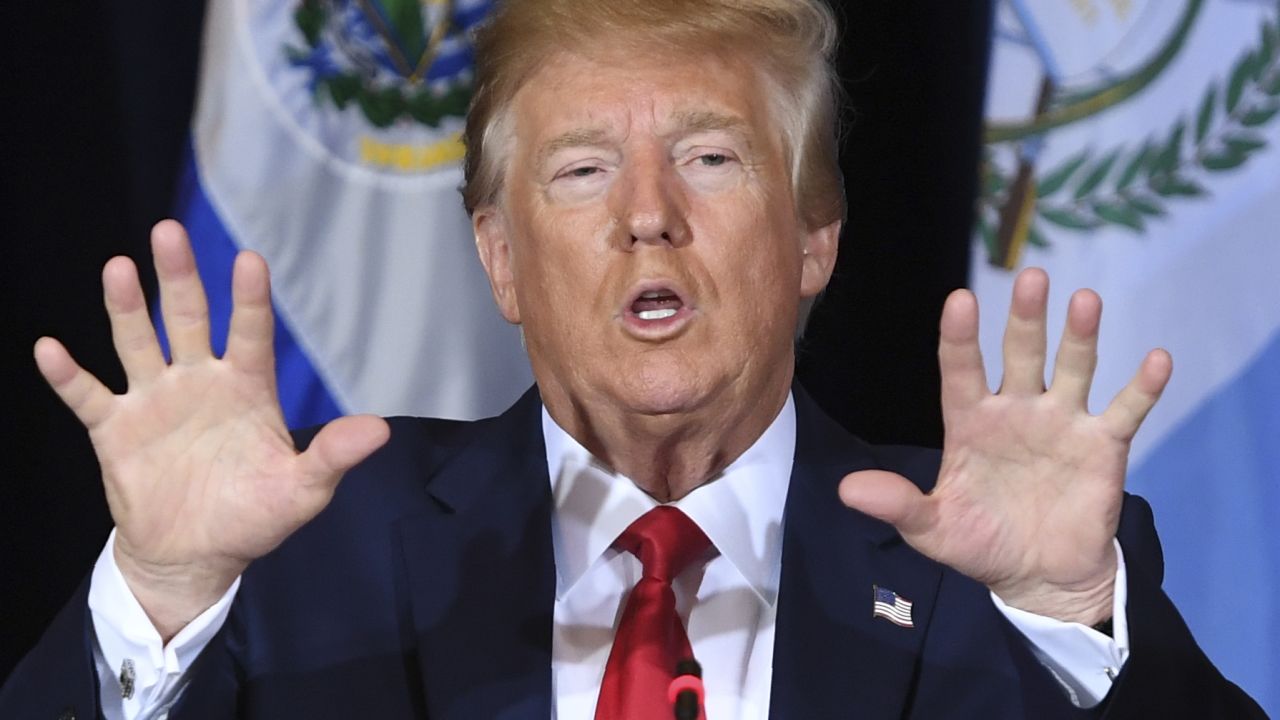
[866, 442, 943, 494]
[293, 415, 485, 481]
[792, 384, 941, 494]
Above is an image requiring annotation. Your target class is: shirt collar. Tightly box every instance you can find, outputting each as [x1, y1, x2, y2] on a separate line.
[542, 394, 795, 607]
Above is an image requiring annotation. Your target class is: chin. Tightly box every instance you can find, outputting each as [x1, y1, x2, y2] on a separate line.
[612, 358, 715, 417]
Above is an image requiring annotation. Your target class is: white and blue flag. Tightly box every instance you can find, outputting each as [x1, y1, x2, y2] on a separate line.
[976, 1, 1279, 712]
[162, 0, 531, 430]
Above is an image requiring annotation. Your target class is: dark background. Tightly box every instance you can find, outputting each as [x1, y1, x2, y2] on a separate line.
[1, 1, 992, 680]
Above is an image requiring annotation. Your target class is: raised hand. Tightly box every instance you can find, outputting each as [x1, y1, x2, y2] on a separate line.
[838, 268, 1172, 624]
[33, 221, 389, 640]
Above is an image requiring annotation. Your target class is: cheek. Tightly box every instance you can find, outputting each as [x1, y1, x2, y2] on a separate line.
[695, 195, 805, 346]
[700, 192, 804, 293]
[513, 210, 616, 320]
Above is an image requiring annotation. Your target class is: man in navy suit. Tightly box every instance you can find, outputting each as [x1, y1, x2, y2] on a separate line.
[2, 0, 1264, 717]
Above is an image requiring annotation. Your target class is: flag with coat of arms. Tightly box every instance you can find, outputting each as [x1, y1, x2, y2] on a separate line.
[975, 1, 1279, 713]
[163, 0, 532, 430]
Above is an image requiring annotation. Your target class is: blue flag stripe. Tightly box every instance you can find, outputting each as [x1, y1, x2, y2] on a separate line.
[1130, 329, 1280, 716]
[152, 140, 345, 432]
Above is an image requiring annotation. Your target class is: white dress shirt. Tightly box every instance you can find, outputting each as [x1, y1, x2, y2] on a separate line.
[544, 395, 795, 719]
[90, 393, 1129, 719]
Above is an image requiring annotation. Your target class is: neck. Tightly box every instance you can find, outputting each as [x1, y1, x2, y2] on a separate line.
[541, 372, 793, 502]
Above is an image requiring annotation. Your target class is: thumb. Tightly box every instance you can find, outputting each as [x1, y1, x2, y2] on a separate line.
[838, 470, 932, 536]
[298, 415, 391, 487]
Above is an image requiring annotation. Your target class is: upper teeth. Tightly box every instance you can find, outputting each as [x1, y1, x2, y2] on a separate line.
[638, 308, 678, 320]
[640, 290, 666, 299]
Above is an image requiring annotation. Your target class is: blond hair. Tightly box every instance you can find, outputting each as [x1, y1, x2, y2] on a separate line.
[460, 0, 845, 231]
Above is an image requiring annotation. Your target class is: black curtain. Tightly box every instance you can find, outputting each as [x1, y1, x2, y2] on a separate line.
[1, 0, 991, 680]
[2, 0, 205, 679]
[799, 1, 993, 448]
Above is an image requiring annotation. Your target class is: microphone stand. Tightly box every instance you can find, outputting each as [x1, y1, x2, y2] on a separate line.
[670, 658, 703, 720]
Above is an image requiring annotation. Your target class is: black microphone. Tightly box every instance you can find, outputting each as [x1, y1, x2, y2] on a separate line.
[669, 658, 704, 720]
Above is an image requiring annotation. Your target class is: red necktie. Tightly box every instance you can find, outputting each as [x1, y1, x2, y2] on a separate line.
[595, 506, 712, 720]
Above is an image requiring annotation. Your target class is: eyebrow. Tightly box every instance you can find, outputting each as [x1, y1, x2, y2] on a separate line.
[668, 110, 751, 138]
[533, 111, 753, 168]
[536, 128, 614, 169]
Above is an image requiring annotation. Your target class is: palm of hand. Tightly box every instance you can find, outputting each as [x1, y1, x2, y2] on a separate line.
[840, 269, 1171, 623]
[926, 394, 1127, 596]
[91, 360, 310, 573]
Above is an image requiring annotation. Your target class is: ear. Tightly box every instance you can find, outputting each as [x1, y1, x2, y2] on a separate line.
[473, 207, 522, 324]
[799, 219, 840, 298]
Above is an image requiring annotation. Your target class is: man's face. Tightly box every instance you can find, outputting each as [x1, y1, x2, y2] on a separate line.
[474, 48, 838, 422]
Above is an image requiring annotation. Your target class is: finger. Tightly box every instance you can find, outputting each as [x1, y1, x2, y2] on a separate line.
[103, 256, 166, 385]
[838, 469, 934, 537]
[224, 251, 275, 374]
[297, 415, 391, 489]
[34, 337, 116, 429]
[152, 220, 213, 364]
[999, 267, 1049, 396]
[1047, 289, 1101, 409]
[1101, 349, 1173, 441]
[938, 288, 989, 411]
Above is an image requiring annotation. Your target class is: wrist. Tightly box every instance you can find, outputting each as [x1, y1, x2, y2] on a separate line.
[994, 582, 1114, 626]
[113, 543, 244, 643]
[989, 556, 1117, 626]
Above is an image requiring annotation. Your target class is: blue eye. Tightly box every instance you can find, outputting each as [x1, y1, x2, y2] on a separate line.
[569, 166, 600, 177]
[699, 153, 728, 167]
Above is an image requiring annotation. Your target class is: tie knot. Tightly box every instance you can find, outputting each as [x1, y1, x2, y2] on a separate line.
[614, 506, 711, 583]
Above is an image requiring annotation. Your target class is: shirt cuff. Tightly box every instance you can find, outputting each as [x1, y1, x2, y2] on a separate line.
[88, 528, 240, 720]
[990, 539, 1130, 708]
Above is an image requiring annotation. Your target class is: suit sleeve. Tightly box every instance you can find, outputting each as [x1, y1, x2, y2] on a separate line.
[1100, 494, 1266, 718]
[0, 575, 244, 720]
[0, 576, 104, 719]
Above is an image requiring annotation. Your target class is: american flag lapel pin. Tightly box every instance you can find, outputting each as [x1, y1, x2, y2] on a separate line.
[872, 585, 914, 628]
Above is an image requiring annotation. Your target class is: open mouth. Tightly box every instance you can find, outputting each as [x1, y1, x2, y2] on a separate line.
[630, 288, 684, 320]
[621, 283, 694, 337]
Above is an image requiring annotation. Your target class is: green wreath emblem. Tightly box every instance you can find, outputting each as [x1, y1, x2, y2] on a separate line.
[979, 13, 1280, 260]
[288, 0, 472, 129]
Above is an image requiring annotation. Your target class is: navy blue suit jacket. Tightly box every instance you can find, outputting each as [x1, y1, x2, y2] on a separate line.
[2, 386, 1263, 718]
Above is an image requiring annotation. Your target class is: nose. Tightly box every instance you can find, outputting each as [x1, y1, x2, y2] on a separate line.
[611, 154, 691, 249]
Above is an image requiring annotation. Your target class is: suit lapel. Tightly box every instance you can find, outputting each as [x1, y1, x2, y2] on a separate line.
[770, 387, 943, 719]
[393, 388, 557, 719]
